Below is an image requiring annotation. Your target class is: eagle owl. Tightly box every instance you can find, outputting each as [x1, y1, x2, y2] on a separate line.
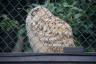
[26, 6, 75, 53]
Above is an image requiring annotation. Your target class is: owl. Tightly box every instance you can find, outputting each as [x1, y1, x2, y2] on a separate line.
[26, 6, 75, 53]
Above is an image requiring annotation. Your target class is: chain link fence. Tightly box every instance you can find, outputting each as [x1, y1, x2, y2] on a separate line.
[0, 0, 96, 53]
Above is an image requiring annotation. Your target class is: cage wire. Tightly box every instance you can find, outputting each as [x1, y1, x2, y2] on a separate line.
[0, 0, 96, 53]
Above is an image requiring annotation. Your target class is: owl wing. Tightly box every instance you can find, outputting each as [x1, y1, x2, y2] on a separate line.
[30, 15, 75, 47]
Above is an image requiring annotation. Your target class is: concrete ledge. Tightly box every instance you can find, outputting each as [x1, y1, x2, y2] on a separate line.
[0, 53, 96, 63]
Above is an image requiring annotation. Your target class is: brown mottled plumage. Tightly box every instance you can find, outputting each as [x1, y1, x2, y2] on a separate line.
[26, 6, 75, 53]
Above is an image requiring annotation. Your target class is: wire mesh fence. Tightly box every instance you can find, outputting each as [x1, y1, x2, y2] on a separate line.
[0, 0, 96, 53]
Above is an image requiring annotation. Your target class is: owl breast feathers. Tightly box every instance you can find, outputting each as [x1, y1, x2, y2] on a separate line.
[26, 6, 75, 53]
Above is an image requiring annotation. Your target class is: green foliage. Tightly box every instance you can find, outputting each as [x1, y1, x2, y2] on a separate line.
[0, 14, 19, 31]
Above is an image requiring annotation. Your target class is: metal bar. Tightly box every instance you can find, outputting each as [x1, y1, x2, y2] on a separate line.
[0, 53, 96, 63]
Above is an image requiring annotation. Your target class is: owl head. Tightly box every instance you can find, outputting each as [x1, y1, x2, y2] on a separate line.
[30, 6, 52, 17]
